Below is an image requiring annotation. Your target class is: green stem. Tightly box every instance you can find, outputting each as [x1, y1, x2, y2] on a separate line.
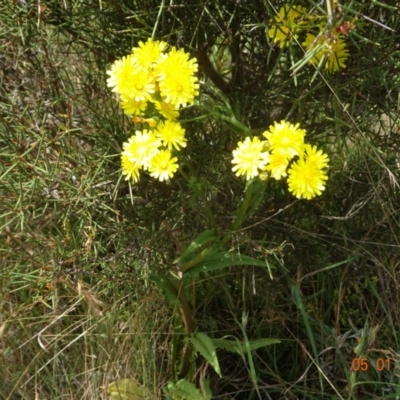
[221, 179, 255, 247]
[179, 156, 219, 234]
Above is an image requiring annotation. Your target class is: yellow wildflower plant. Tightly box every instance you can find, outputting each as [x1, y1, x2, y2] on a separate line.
[107, 55, 155, 101]
[262, 120, 306, 159]
[155, 120, 187, 151]
[287, 145, 329, 199]
[158, 70, 199, 108]
[232, 137, 270, 180]
[122, 130, 161, 170]
[156, 46, 198, 75]
[132, 38, 168, 70]
[232, 120, 329, 200]
[156, 47, 199, 108]
[120, 97, 148, 116]
[268, 5, 307, 48]
[154, 100, 180, 121]
[302, 33, 349, 73]
[121, 153, 141, 183]
[264, 152, 290, 180]
[108, 38, 200, 183]
[149, 149, 179, 181]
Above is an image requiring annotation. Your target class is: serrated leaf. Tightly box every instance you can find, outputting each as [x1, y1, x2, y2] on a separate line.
[190, 332, 221, 377]
[167, 379, 204, 400]
[212, 338, 280, 355]
[107, 378, 152, 400]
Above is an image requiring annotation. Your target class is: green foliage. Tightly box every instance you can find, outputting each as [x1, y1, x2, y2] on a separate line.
[108, 378, 154, 400]
[212, 337, 280, 355]
[167, 379, 211, 400]
[189, 332, 221, 377]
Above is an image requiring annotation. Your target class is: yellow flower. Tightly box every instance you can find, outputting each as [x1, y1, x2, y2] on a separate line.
[157, 46, 198, 75]
[122, 130, 161, 170]
[132, 38, 168, 70]
[264, 152, 290, 180]
[262, 120, 306, 159]
[149, 150, 179, 181]
[120, 97, 148, 116]
[287, 145, 329, 199]
[232, 137, 270, 180]
[155, 120, 187, 150]
[155, 100, 180, 120]
[107, 55, 135, 93]
[121, 153, 141, 183]
[156, 47, 199, 108]
[159, 71, 199, 108]
[268, 5, 307, 48]
[106, 55, 155, 101]
[303, 144, 329, 169]
[302, 33, 349, 73]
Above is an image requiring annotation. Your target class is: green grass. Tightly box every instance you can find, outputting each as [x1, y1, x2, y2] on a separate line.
[1, 0, 400, 399]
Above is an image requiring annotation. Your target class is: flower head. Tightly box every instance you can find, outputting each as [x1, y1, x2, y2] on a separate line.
[232, 137, 270, 180]
[302, 33, 349, 73]
[149, 149, 179, 181]
[157, 46, 198, 75]
[287, 145, 329, 199]
[155, 100, 180, 120]
[132, 38, 168, 70]
[122, 130, 161, 170]
[262, 120, 306, 159]
[121, 153, 141, 183]
[264, 152, 290, 180]
[107, 55, 155, 101]
[268, 5, 307, 48]
[303, 144, 329, 169]
[155, 120, 187, 151]
[156, 47, 199, 108]
[121, 97, 148, 116]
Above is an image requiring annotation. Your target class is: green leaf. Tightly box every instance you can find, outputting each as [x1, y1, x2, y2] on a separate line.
[202, 379, 212, 400]
[150, 274, 179, 307]
[185, 251, 273, 276]
[174, 230, 218, 265]
[212, 337, 280, 355]
[167, 379, 204, 400]
[107, 378, 153, 400]
[242, 178, 268, 220]
[189, 332, 221, 377]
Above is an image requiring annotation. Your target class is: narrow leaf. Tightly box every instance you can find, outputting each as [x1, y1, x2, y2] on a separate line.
[185, 251, 273, 276]
[174, 230, 218, 265]
[212, 338, 280, 355]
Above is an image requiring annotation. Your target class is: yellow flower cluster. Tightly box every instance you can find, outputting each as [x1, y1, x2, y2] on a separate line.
[268, 5, 353, 73]
[120, 121, 186, 183]
[107, 39, 199, 183]
[268, 5, 307, 49]
[302, 33, 349, 74]
[107, 38, 199, 118]
[231, 120, 329, 200]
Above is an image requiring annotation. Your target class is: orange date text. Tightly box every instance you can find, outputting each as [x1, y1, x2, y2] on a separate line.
[351, 357, 391, 372]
